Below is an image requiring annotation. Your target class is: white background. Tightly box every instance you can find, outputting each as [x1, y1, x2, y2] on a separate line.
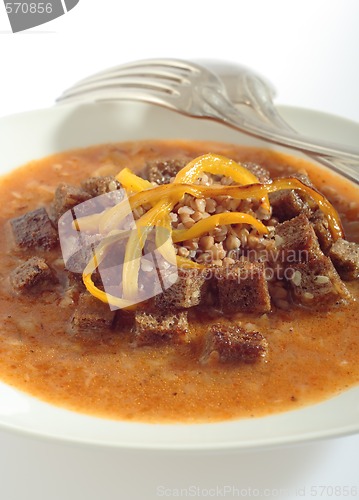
[0, 0, 359, 121]
[0, 1, 359, 499]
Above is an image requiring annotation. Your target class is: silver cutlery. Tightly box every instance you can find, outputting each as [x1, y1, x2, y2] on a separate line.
[57, 58, 359, 181]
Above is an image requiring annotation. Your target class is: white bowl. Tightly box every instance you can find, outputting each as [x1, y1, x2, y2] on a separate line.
[0, 101, 358, 452]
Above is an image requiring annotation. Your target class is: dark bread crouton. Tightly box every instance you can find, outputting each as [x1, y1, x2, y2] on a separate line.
[201, 323, 268, 364]
[310, 209, 333, 254]
[242, 162, 271, 183]
[66, 268, 103, 299]
[147, 158, 189, 184]
[215, 261, 271, 314]
[10, 207, 58, 250]
[270, 190, 309, 222]
[154, 268, 210, 310]
[275, 213, 322, 261]
[329, 238, 359, 280]
[294, 172, 315, 188]
[288, 256, 351, 307]
[133, 310, 189, 346]
[51, 183, 91, 222]
[81, 176, 120, 197]
[71, 293, 115, 332]
[269, 173, 316, 222]
[276, 215, 350, 306]
[10, 256, 54, 291]
[62, 233, 101, 273]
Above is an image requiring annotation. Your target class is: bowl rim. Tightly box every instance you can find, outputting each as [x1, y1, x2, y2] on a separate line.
[0, 101, 358, 451]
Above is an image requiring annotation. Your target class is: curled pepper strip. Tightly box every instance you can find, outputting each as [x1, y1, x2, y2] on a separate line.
[116, 167, 153, 192]
[122, 201, 168, 300]
[267, 178, 344, 239]
[175, 153, 258, 184]
[122, 228, 154, 300]
[82, 231, 134, 309]
[100, 179, 342, 239]
[172, 212, 269, 243]
[80, 178, 343, 241]
[72, 211, 107, 233]
[99, 183, 253, 234]
[155, 213, 177, 266]
[80, 153, 344, 309]
[176, 256, 205, 269]
[96, 170, 152, 234]
[174, 153, 270, 210]
[101, 153, 268, 233]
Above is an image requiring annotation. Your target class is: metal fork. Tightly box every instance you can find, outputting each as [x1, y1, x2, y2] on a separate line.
[57, 58, 359, 181]
[197, 59, 358, 181]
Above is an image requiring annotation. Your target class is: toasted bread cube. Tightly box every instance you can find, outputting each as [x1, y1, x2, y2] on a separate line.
[71, 293, 115, 332]
[134, 310, 189, 346]
[81, 176, 120, 197]
[310, 209, 333, 254]
[215, 261, 271, 314]
[329, 238, 359, 281]
[10, 207, 58, 250]
[275, 213, 322, 261]
[147, 158, 188, 185]
[288, 255, 351, 307]
[10, 256, 53, 291]
[275, 215, 350, 306]
[155, 268, 210, 310]
[242, 162, 271, 183]
[51, 183, 91, 222]
[269, 173, 315, 222]
[201, 323, 268, 364]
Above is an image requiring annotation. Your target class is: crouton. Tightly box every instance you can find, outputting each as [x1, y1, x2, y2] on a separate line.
[51, 183, 91, 222]
[276, 215, 351, 306]
[133, 309, 189, 346]
[147, 158, 189, 184]
[81, 176, 120, 197]
[269, 173, 316, 222]
[242, 162, 271, 183]
[71, 293, 115, 332]
[215, 261, 271, 314]
[10, 256, 54, 292]
[288, 256, 351, 307]
[310, 209, 333, 254]
[275, 213, 322, 262]
[10, 207, 58, 251]
[154, 268, 210, 310]
[201, 323, 268, 364]
[329, 238, 359, 280]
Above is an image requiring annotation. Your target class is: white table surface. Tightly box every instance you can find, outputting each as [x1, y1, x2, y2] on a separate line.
[0, 1, 359, 499]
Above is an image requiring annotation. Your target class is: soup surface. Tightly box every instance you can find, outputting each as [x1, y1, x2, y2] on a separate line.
[0, 140, 358, 423]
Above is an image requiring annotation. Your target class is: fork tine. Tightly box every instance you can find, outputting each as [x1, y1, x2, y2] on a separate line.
[71, 59, 199, 88]
[56, 86, 181, 110]
[86, 58, 198, 78]
[117, 58, 199, 72]
[67, 68, 190, 93]
[60, 76, 180, 100]
[60, 77, 184, 99]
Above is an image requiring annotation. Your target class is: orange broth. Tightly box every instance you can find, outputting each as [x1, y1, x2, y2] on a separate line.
[0, 140, 358, 423]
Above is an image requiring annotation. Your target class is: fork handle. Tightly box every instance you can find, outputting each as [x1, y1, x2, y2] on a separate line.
[225, 82, 359, 183]
[204, 89, 359, 170]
